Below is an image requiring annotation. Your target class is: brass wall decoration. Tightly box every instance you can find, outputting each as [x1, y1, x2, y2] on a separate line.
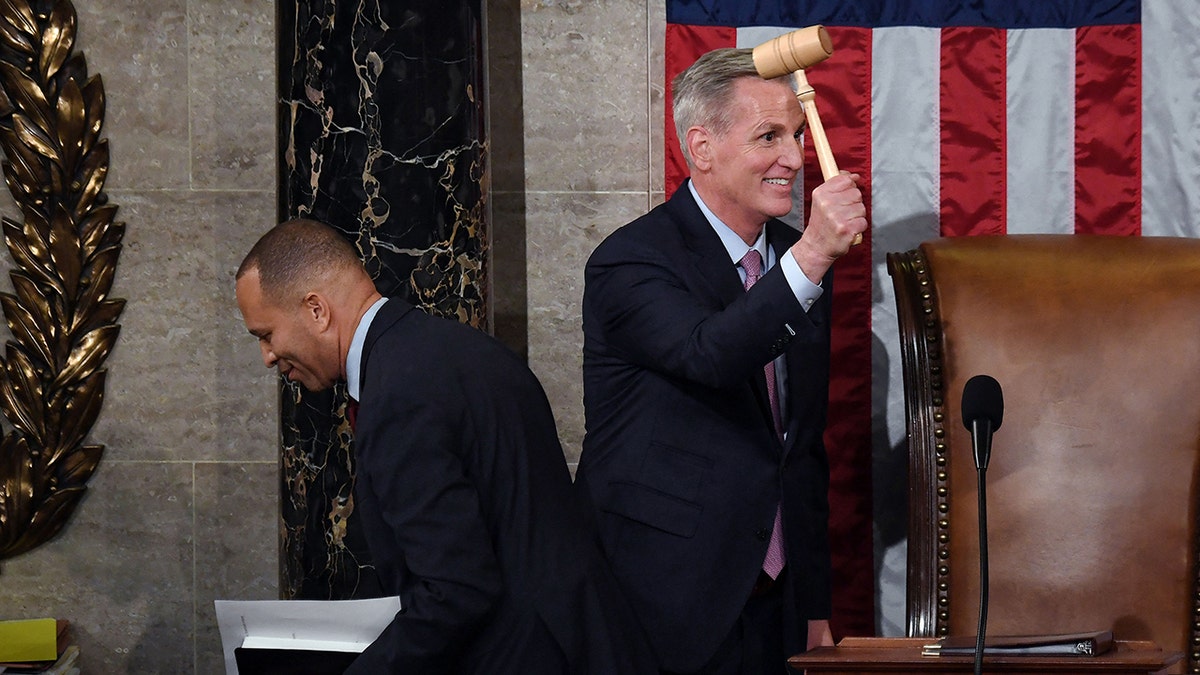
[0, 0, 123, 562]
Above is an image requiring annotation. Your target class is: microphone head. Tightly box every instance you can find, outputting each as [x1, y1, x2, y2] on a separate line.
[961, 374, 1004, 431]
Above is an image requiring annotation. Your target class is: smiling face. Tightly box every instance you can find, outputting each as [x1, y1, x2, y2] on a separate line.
[236, 267, 340, 393]
[688, 76, 805, 239]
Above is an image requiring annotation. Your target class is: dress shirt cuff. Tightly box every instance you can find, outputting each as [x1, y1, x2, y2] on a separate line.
[779, 248, 824, 312]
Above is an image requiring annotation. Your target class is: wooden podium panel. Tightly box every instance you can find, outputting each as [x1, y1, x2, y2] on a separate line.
[787, 638, 1183, 675]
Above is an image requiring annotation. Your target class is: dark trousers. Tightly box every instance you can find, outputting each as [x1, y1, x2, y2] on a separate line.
[663, 569, 791, 675]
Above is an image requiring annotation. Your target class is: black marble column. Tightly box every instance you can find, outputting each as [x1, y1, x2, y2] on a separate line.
[275, 0, 488, 600]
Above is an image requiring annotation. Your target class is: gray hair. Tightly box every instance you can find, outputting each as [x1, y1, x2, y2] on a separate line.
[671, 48, 761, 166]
[237, 218, 363, 305]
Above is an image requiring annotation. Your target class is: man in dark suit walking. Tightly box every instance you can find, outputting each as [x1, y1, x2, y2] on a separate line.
[576, 47, 867, 674]
[235, 218, 654, 674]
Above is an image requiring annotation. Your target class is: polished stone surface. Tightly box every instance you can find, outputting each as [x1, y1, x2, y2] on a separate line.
[277, 0, 488, 600]
[0, 1, 278, 673]
[0, 463, 196, 673]
[195, 462, 279, 675]
[489, 0, 528, 356]
[491, 189, 528, 357]
[520, 0, 659, 193]
[525, 191, 651, 463]
[75, 0, 191, 190]
[278, 0, 489, 319]
[0, 0, 669, 671]
[189, 2, 276, 189]
[521, 0, 663, 462]
[91, 190, 277, 461]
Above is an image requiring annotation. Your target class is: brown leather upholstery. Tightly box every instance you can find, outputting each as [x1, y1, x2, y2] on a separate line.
[888, 234, 1200, 672]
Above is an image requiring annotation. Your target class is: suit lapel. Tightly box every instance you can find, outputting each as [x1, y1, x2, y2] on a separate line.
[666, 182, 745, 309]
[670, 183, 803, 453]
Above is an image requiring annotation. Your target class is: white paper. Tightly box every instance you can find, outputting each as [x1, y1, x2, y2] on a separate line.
[215, 596, 402, 675]
[238, 635, 370, 652]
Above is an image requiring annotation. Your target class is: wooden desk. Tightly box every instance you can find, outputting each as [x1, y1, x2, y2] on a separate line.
[787, 637, 1183, 675]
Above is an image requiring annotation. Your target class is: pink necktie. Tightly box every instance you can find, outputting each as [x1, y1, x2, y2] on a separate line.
[740, 250, 787, 580]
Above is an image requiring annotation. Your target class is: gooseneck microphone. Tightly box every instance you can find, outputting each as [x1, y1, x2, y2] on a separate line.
[961, 375, 1003, 675]
[962, 374, 1003, 470]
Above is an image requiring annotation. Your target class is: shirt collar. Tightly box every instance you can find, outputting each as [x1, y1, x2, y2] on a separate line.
[687, 180, 771, 268]
[346, 296, 388, 400]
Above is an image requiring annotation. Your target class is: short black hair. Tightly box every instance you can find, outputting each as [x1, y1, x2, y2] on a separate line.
[237, 219, 363, 304]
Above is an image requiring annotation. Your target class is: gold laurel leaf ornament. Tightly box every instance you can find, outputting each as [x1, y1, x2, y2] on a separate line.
[0, 0, 123, 563]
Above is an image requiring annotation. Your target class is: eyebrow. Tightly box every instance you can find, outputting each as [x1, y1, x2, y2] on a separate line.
[753, 116, 807, 134]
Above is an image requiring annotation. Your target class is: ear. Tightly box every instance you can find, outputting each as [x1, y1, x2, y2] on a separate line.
[302, 292, 333, 332]
[685, 126, 714, 172]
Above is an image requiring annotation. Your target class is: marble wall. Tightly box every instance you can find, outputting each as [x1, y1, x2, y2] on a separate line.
[0, 1, 281, 673]
[275, 0, 489, 603]
[0, 2, 278, 667]
[518, 0, 665, 468]
[0, 0, 664, 672]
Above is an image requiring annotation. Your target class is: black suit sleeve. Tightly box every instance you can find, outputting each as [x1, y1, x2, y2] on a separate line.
[585, 236, 814, 389]
[345, 383, 503, 674]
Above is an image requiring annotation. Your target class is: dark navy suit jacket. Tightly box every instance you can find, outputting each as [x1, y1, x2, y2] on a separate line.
[576, 183, 833, 672]
[347, 299, 655, 674]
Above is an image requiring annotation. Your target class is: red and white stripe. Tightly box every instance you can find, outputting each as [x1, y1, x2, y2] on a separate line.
[665, 0, 1200, 635]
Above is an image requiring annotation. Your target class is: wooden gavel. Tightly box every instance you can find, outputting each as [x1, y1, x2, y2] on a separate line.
[752, 26, 862, 246]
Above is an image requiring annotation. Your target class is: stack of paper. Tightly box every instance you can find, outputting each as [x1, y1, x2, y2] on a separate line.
[214, 596, 401, 675]
[922, 630, 1114, 657]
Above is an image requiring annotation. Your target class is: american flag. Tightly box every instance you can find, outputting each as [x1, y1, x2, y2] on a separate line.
[665, 0, 1200, 637]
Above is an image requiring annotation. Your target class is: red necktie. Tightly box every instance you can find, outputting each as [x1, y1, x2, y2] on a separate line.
[347, 398, 359, 432]
[740, 249, 787, 580]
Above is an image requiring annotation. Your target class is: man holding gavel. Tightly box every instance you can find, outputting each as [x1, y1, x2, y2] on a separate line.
[576, 43, 867, 675]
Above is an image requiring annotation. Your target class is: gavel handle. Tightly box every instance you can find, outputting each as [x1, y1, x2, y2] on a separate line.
[792, 69, 861, 245]
[791, 69, 839, 181]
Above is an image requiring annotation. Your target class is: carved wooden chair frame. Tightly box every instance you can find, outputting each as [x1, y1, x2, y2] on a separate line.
[887, 242, 1200, 674]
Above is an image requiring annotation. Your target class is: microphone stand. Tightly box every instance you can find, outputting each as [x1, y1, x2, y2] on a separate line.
[963, 375, 1001, 675]
[974, 463, 988, 675]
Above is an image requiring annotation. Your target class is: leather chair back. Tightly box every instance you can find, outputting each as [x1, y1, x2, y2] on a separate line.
[888, 234, 1200, 672]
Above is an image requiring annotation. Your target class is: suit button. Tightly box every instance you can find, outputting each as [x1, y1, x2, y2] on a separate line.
[755, 528, 770, 541]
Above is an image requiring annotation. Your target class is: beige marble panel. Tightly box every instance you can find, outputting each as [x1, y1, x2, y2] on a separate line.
[521, 0, 653, 192]
[189, 0, 276, 189]
[75, 0, 191, 190]
[648, 0, 666, 194]
[89, 190, 277, 461]
[194, 461, 279, 675]
[0, 462, 195, 673]
[526, 191, 650, 462]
